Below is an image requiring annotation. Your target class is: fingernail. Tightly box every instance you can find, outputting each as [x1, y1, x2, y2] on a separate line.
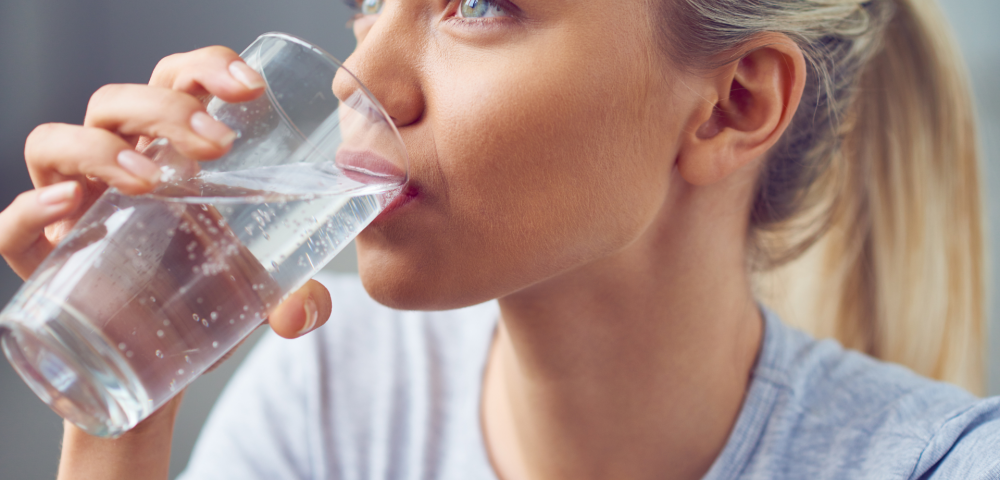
[38, 182, 77, 206]
[299, 298, 319, 335]
[117, 150, 162, 184]
[228, 61, 265, 90]
[191, 111, 237, 148]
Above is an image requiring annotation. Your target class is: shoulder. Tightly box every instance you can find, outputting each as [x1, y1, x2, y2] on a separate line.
[734, 309, 1000, 480]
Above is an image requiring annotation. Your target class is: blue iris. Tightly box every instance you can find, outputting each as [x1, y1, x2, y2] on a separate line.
[361, 0, 383, 15]
[460, 0, 505, 18]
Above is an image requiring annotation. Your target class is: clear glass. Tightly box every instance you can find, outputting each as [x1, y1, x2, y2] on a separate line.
[0, 33, 408, 437]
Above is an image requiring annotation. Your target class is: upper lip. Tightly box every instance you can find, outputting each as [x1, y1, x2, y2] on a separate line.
[335, 148, 407, 185]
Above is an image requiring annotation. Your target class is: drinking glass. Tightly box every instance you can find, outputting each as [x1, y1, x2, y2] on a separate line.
[0, 32, 407, 437]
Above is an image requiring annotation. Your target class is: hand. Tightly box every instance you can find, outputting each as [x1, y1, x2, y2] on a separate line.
[0, 45, 333, 480]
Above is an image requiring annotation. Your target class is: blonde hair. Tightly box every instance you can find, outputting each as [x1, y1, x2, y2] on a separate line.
[657, 0, 986, 394]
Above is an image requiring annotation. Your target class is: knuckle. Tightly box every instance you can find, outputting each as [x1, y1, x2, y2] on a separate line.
[149, 53, 189, 85]
[198, 45, 238, 61]
[24, 123, 60, 160]
[87, 83, 125, 112]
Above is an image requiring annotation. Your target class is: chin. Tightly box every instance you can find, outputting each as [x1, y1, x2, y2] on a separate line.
[355, 249, 496, 312]
[356, 266, 484, 312]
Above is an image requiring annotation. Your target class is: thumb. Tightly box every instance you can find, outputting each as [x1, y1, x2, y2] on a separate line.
[267, 279, 332, 339]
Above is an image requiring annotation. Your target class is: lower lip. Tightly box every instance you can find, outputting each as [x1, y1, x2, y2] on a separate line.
[373, 185, 418, 223]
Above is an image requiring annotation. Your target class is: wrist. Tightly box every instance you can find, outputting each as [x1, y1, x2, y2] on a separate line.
[58, 393, 183, 480]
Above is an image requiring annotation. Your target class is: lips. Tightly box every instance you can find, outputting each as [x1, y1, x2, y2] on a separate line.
[334, 148, 417, 222]
[335, 149, 407, 187]
[374, 182, 418, 221]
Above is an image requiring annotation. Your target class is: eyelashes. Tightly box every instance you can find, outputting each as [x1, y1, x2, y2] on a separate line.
[347, 0, 523, 26]
[458, 0, 511, 19]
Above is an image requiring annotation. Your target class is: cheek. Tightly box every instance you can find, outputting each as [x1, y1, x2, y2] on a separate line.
[357, 28, 681, 310]
[440, 59, 668, 236]
[425, 57, 671, 271]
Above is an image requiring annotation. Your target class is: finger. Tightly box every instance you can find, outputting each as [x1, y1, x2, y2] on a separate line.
[267, 280, 332, 339]
[150, 46, 264, 103]
[84, 84, 237, 160]
[25, 123, 161, 195]
[0, 182, 82, 279]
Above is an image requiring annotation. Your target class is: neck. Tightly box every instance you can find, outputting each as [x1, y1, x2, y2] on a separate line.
[483, 177, 763, 480]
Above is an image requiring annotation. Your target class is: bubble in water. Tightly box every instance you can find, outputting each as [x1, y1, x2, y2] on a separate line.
[169, 380, 176, 392]
[185, 355, 191, 364]
[202, 319, 210, 327]
[178, 369, 185, 375]
[192, 313, 200, 322]
[197, 298, 204, 304]
[229, 319, 235, 325]
[240, 314, 245, 320]
[157, 330, 165, 338]
[150, 296, 156, 303]
[179, 286, 187, 294]
[230, 275, 237, 282]
[262, 231, 270, 240]
[118, 343, 126, 350]
[155, 350, 164, 359]
[188, 253, 196, 260]
[163, 320, 170, 326]
[210, 312, 219, 321]
[213, 341, 219, 348]
[252, 284, 258, 291]
[126, 351, 134, 358]
[243, 305, 249, 311]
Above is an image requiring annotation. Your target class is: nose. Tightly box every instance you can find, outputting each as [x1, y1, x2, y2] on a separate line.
[334, 10, 426, 129]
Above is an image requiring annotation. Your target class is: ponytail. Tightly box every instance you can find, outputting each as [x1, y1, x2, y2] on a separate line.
[662, 0, 986, 394]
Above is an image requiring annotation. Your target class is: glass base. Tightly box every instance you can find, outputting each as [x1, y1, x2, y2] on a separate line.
[0, 298, 148, 438]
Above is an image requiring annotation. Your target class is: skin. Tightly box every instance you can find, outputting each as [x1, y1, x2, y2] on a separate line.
[0, 0, 807, 479]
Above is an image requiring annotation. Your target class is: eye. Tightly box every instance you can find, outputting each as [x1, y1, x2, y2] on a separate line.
[360, 0, 383, 15]
[458, 0, 509, 19]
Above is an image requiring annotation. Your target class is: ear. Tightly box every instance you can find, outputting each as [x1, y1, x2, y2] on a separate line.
[677, 33, 806, 186]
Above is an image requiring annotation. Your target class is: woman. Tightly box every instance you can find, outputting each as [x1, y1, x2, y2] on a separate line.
[1, 0, 997, 478]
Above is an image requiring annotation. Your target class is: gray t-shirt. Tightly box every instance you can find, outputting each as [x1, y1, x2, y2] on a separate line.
[180, 273, 1000, 479]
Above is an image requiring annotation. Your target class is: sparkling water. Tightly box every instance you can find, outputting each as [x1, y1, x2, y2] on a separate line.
[0, 163, 401, 436]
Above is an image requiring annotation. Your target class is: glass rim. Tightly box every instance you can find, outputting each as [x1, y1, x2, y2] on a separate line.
[253, 31, 408, 176]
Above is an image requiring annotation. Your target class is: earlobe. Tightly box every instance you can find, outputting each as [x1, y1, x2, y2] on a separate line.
[677, 34, 806, 186]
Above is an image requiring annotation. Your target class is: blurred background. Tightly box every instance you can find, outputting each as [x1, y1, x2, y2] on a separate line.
[0, 0, 997, 478]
